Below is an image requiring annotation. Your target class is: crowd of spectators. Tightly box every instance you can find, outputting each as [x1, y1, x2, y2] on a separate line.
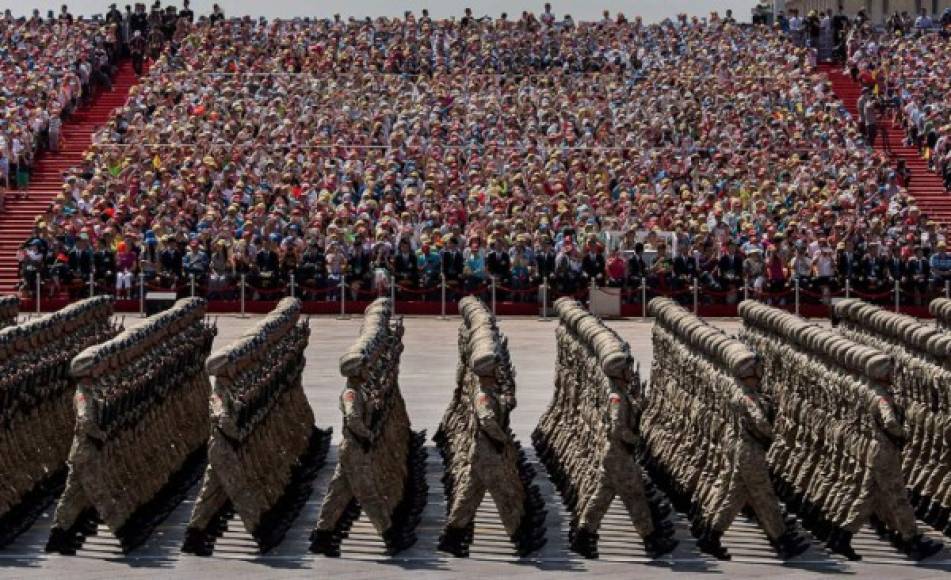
[0, 5, 119, 210]
[15, 5, 951, 308]
[845, 20, 950, 192]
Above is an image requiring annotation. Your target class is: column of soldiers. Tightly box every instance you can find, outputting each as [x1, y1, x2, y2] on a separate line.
[739, 300, 943, 561]
[46, 298, 217, 555]
[832, 298, 951, 537]
[0, 296, 18, 328]
[184, 298, 332, 556]
[931, 298, 951, 331]
[310, 298, 427, 557]
[533, 298, 677, 559]
[433, 297, 547, 558]
[642, 297, 806, 560]
[0, 297, 118, 548]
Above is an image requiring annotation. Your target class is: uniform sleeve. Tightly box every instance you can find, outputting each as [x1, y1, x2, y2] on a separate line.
[608, 392, 638, 444]
[741, 394, 774, 441]
[74, 387, 105, 441]
[211, 388, 240, 439]
[873, 392, 903, 439]
[475, 390, 508, 443]
[341, 387, 373, 440]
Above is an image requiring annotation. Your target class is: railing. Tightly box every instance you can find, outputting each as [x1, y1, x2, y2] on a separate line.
[16, 272, 951, 319]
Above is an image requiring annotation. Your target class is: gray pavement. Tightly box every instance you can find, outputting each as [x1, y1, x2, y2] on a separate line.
[1, 314, 949, 579]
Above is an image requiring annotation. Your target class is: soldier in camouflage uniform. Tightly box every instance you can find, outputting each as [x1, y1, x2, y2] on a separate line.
[643, 298, 806, 561]
[435, 297, 546, 558]
[834, 298, 951, 538]
[184, 298, 331, 556]
[0, 297, 117, 548]
[47, 298, 216, 555]
[740, 300, 942, 561]
[310, 298, 427, 557]
[534, 298, 677, 559]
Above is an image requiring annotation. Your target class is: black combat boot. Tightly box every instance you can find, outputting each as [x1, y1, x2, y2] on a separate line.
[437, 526, 470, 557]
[771, 531, 809, 560]
[382, 526, 414, 555]
[934, 506, 951, 530]
[182, 527, 213, 556]
[924, 502, 944, 526]
[45, 527, 77, 555]
[309, 529, 340, 557]
[643, 530, 678, 557]
[827, 529, 860, 561]
[569, 527, 598, 559]
[513, 514, 547, 557]
[903, 534, 943, 561]
[649, 500, 672, 521]
[654, 519, 675, 538]
[696, 528, 730, 560]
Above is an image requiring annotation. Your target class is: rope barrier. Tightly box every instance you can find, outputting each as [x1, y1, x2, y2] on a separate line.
[849, 287, 896, 301]
[495, 284, 541, 295]
[396, 283, 441, 295]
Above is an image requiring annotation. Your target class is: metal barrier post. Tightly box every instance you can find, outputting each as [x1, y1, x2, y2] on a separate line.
[35, 275, 41, 314]
[895, 279, 900, 314]
[190, 274, 196, 298]
[289, 273, 296, 299]
[491, 276, 497, 316]
[440, 274, 447, 319]
[539, 277, 549, 320]
[641, 277, 647, 319]
[743, 277, 749, 302]
[139, 272, 145, 317]
[795, 278, 801, 317]
[845, 279, 851, 299]
[89, 269, 96, 297]
[692, 277, 699, 315]
[239, 274, 247, 318]
[945, 280, 949, 300]
[337, 275, 348, 319]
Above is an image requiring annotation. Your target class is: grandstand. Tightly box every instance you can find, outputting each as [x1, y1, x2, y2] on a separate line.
[0, 3, 948, 317]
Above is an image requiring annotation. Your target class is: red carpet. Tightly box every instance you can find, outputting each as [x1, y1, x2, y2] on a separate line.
[821, 63, 949, 223]
[0, 60, 139, 293]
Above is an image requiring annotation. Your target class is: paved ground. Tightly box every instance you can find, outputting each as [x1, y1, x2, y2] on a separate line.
[2, 314, 950, 579]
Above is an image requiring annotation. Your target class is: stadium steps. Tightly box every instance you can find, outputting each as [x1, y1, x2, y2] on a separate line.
[0, 60, 139, 294]
[821, 64, 949, 223]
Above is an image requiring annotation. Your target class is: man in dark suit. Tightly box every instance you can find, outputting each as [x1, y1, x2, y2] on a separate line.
[580, 237, 605, 287]
[534, 235, 557, 285]
[441, 236, 464, 299]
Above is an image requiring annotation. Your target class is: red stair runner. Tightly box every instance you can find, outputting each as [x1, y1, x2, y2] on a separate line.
[820, 63, 949, 223]
[0, 60, 138, 294]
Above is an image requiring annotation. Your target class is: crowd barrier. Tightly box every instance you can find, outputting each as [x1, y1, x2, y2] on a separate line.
[18, 273, 951, 319]
[46, 298, 216, 555]
[433, 297, 546, 557]
[184, 298, 332, 555]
